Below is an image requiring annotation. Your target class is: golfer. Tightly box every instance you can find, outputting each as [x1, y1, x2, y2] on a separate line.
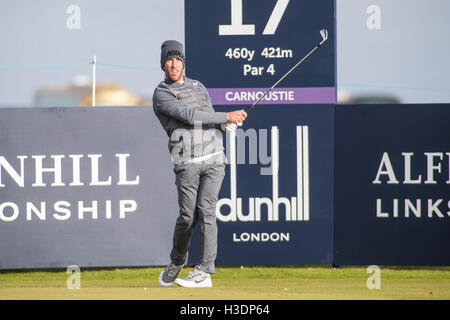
[153, 40, 246, 287]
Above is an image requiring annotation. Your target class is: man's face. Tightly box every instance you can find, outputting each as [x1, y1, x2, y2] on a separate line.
[164, 57, 184, 82]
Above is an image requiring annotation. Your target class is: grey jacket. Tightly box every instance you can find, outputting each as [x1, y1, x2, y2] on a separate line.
[153, 77, 227, 163]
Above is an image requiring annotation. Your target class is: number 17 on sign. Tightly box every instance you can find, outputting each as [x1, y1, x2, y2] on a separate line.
[219, 0, 290, 35]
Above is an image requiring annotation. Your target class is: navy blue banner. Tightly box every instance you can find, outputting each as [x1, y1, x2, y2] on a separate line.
[189, 104, 335, 265]
[185, 0, 335, 104]
[334, 104, 450, 266]
[185, 0, 335, 265]
[0, 107, 176, 269]
[2, 103, 450, 268]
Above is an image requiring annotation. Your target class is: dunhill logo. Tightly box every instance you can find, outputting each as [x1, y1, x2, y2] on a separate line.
[0, 153, 139, 187]
[0, 153, 140, 222]
[217, 126, 310, 222]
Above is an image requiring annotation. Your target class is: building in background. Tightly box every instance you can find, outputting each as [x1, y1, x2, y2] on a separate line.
[337, 89, 401, 104]
[34, 75, 147, 107]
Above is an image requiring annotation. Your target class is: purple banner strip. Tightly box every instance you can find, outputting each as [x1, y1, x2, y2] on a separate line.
[208, 87, 336, 105]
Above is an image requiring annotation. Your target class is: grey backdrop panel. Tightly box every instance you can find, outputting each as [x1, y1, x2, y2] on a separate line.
[0, 107, 177, 269]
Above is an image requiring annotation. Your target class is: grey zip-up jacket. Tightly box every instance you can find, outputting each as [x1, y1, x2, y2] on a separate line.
[153, 77, 227, 163]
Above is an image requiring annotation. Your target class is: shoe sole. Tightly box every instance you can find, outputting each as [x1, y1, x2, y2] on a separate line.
[174, 277, 212, 288]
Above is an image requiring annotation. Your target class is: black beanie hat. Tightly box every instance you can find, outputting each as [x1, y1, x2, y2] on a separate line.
[160, 40, 185, 69]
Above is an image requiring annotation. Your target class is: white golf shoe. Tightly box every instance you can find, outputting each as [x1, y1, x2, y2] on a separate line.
[175, 266, 212, 288]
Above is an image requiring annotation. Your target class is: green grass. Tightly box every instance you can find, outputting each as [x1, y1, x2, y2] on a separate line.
[0, 265, 449, 300]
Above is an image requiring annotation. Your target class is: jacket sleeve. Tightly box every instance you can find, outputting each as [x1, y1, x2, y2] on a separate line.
[153, 88, 227, 125]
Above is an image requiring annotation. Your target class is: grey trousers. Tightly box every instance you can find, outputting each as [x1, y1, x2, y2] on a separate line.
[170, 156, 225, 274]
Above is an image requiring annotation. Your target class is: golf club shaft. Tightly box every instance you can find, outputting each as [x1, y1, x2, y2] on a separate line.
[245, 36, 327, 113]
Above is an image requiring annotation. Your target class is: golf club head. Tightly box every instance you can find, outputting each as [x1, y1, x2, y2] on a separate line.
[320, 29, 328, 44]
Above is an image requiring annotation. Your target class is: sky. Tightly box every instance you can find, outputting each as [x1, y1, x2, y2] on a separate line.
[337, 0, 450, 103]
[0, 0, 184, 106]
[0, 0, 449, 106]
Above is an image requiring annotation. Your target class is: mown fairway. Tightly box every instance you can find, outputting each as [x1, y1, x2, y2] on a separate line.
[0, 266, 449, 300]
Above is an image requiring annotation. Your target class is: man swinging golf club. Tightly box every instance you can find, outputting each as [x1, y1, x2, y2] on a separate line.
[153, 40, 247, 287]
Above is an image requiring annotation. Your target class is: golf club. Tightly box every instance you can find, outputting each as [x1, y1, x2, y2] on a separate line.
[245, 29, 328, 113]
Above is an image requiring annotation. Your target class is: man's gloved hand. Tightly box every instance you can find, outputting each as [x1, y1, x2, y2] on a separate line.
[221, 122, 238, 132]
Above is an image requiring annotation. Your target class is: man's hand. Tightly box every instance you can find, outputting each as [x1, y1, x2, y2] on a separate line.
[226, 109, 247, 124]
